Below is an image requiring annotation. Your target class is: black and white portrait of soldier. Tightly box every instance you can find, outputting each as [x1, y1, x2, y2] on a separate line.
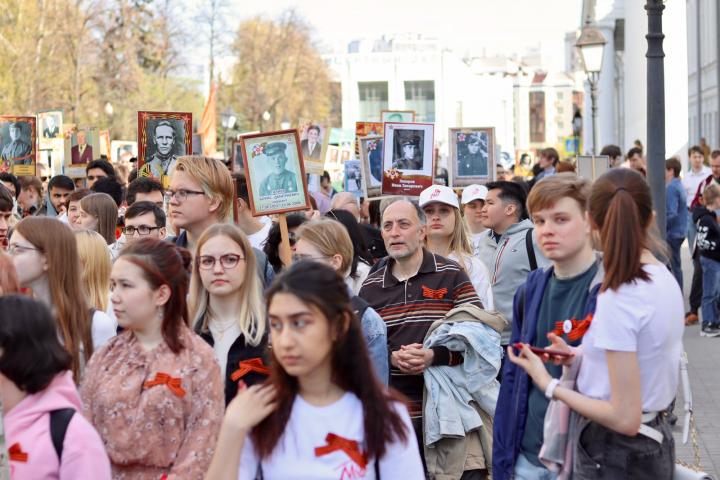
[259, 142, 299, 196]
[140, 119, 185, 179]
[392, 130, 423, 171]
[457, 131, 489, 177]
[1, 121, 32, 166]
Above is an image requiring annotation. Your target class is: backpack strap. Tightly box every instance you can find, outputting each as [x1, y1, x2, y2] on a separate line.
[49, 408, 76, 462]
[525, 228, 538, 271]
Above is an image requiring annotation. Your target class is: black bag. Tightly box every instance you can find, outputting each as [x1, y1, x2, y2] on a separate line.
[50, 408, 76, 461]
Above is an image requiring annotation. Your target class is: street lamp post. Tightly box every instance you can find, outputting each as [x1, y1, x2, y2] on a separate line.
[576, 25, 607, 156]
[646, 0, 666, 240]
[220, 108, 237, 160]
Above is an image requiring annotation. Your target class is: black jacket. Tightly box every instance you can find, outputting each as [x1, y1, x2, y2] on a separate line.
[693, 206, 720, 261]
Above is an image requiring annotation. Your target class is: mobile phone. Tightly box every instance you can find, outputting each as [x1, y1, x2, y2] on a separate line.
[513, 342, 572, 359]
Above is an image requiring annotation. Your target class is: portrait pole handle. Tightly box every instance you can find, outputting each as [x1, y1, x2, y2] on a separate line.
[278, 213, 292, 267]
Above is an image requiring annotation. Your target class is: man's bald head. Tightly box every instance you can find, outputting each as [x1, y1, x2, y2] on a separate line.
[330, 191, 361, 219]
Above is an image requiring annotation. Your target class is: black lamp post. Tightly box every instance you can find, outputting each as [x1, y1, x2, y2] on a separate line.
[646, 0, 666, 239]
[220, 108, 237, 160]
[576, 25, 607, 156]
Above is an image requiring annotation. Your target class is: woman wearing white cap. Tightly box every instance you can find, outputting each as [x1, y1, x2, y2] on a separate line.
[419, 185, 494, 310]
[460, 184, 488, 259]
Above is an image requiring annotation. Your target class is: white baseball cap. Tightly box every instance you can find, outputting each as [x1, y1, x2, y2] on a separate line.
[461, 184, 489, 205]
[419, 185, 459, 209]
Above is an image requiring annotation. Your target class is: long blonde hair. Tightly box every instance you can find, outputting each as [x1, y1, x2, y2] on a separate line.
[295, 218, 353, 275]
[426, 206, 474, 273]
[14, 217, 93, 380]
[74, 230, 111, 311]
[188, 224, 265, 345]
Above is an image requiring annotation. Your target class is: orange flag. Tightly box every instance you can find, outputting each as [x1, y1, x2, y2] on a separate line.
[198, 83, 218, 156]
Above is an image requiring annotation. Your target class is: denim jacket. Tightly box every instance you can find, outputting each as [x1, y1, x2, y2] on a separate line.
[351, 288, 389, 385]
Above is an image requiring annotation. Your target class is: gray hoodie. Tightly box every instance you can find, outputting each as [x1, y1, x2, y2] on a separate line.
[477, 218, 549, 344]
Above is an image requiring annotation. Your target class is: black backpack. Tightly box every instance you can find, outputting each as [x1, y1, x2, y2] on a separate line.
[49, 408, 76, 461]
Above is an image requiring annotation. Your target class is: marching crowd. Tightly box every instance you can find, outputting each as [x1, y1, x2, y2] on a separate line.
[0, 143, 704, 479]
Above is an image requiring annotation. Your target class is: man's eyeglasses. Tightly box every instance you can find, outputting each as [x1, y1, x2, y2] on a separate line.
[123, 225, 161, 236]
[165, 189, 205, 202]
[197, 254, 245, 270]
[7, 244, 41, 256]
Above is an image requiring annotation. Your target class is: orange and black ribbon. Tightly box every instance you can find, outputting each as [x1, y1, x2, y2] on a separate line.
[553, 313, 593, 342]
[421, 285, 448, 299]
[8, 443, 28, 462]
[314, 433, 367, 470]
[144, 372, 186, 398]
[230, 358, 270, 382]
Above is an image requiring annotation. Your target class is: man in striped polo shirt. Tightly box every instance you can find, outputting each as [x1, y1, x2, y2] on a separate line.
[359, 199, 483, 463]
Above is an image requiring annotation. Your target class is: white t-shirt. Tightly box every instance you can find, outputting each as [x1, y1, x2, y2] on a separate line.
[449, 252, 494, 310]
[237, 392, 423, 480]
[576, 263, 684, 411]
[209, 319, 242, 380]
[469, 232, 484, 259]
[682, 166, 711, 207]
[247, 221, 272, 250]
[91, 310, 117, 349]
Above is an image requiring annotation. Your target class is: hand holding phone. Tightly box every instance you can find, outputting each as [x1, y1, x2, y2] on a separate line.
[513, 342, 573, 359]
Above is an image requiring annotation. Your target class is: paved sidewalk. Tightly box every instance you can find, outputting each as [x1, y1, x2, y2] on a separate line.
[674, 245, 719, 476]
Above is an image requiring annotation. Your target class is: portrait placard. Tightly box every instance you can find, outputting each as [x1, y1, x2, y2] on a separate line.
[344, 160, 364, 199]
[448, 127, 495, 187]
[137, 111, 192, 187]
[577, 155, 610, 181]
[111, 141, 138, 164]
[231, 140, 245, 173]
[64, 127, 100, 177]
[38, 110, 63, 147]
[0, 116, 37, 176]
[359, 135, 383, 198]
[241, 129, 310, 216]
[381, 122, 434, 196]
[355, 121, 383, 156]
[298, 121, 328, 175]
[381, 110, 416, 123]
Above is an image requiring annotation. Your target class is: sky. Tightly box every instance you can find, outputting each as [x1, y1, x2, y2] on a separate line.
[187, 0, 583, 80]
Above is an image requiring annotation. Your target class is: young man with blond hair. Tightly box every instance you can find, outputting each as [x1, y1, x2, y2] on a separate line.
[494, 173, 604, 480]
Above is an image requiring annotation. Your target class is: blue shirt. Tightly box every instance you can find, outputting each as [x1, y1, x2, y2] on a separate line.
[666, 177, 688, 240]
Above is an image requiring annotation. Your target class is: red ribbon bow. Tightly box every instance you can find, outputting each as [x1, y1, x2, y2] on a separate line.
[144, 372, 186, 398]
[8, 443, 28, 462]
[553, 313, 593, 342]
[314, 433, 367, 470]
[230, 358, 270, 382]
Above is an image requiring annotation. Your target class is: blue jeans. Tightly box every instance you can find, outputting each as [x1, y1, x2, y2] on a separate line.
[700, 256, 720, 327]
[514, 452, 557, 480]
[667, 237, 684, 292]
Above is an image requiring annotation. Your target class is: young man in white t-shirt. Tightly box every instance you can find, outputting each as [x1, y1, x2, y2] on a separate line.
[461, 184, 488, 260]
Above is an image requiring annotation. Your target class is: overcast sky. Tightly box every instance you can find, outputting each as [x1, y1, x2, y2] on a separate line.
[186, 0, 582, 81]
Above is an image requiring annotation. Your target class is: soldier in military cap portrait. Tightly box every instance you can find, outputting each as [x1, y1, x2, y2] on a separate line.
[1, 122, 32, 166]
[139, 120, 180, 179]
[259, 141, 298, 196]
[392, 131, 422, 170]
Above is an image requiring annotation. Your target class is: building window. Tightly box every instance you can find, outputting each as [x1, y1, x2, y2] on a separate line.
[329, 82, 342, 127]
[404, 80, 435, 122]
[358, 82, 388, 122]
[529, 91, 546, 143]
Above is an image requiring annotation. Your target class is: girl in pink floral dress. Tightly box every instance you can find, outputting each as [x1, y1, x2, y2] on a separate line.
[81, 238, 224, 479]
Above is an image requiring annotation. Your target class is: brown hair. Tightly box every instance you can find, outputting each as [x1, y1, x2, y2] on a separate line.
[174, 156, 234, 221]
[527, 173, 591, 215]
[540, 147, 559, 166]
[588, 169, 652, 291]
[19, 176, 42, 196]
[80, 193, 118, 245]
[14, 217, 93, 380]
[665, 158, 681, 178]
[118, 238, 192, 353]
[296, 219, 354, 275]
[556, 160, 576, 173]
[67, 188, 92, 204]
[702, 183, 720, 206]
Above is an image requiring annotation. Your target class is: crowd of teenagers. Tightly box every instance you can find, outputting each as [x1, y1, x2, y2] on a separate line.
[0, 144, 698, 479]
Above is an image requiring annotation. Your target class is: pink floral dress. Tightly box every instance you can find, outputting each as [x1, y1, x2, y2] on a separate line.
[81, 326, 224, 479]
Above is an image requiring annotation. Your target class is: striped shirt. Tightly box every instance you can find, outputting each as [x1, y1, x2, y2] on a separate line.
[359, 249, 483, 413]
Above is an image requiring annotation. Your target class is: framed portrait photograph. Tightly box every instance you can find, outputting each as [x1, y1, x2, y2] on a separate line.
[381, 122, 434, 196]
[381, 110, 416, 123]
[355, 121, 383, 157]
[448, 127, 495, 187]
[577, 155, 610, 181]
[111, 140, 138, 164]
[137, 111, 192, 185]
[63, 127, 100, 177]
[298, 121, 328, 175]
[241, 129, 310, 216]
[344, 159, 365, 199]
[38, 110, 63, 146]
[0, 116, 37, 176]
[231, 140, 245, 173]
[359, 135, 383, 198]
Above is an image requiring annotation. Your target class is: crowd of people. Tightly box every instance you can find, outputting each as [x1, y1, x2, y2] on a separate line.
[0, 141, 701, 479]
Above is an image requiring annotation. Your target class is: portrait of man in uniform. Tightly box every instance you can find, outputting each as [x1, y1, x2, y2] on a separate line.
[1, 122, 32, 166]
[448, 127, 495, 187]
[43, 115, 60, 139]
[71, 130, 94, 164]
[137, 111, 192, 183]
[457, 131, 489, 177]
[139, 120, 180, 179]
[259, 141, 298, 196]
[392, 131, 423, 171]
